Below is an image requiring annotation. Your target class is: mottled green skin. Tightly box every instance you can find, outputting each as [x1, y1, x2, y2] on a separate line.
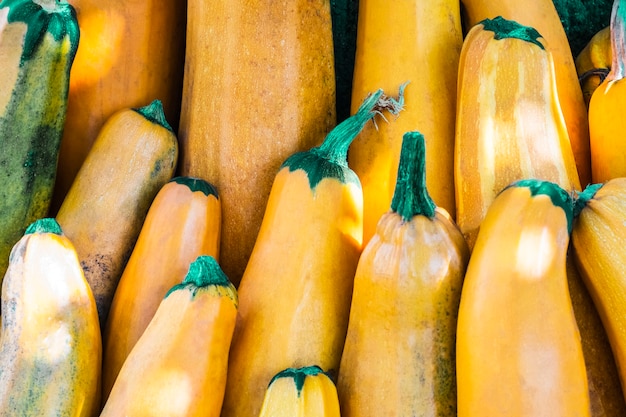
[480, 16, 545, 50]
[0, 0, 79, 280]
[268, 365, 330, 397]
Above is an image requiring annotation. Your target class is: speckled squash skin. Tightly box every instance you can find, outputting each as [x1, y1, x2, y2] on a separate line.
[0, 218, 101, 417]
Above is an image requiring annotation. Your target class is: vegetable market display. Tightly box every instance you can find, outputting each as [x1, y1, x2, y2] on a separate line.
[1, 0, 626, 415]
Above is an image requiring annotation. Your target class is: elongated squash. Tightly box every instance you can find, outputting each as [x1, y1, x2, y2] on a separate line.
[221, 89, 404, 417]
[337, 132, 469, 416]
[50, 0, 186, 213]
[575, 26, 611, 106]
[178, 0, 336, 285]
[348, 0, 462, 244]
[101, 176, 221, 401]
[258, 366, 341, 417]
[0, 218, 101, 417]
[100, 255, 237, 417]
[455, 16, 581, 250]
[566, 255, 626, 417]
[460, 0, 591, 186]
[589, 0, 626, 183]
[56, 99, 178, 328]
[0, 0, 79, 282]
[456, 179, 590, 417]
[572, 178, 626, 401]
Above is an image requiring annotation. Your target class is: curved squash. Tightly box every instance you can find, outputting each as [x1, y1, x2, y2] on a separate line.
[337, 132, 469, 416]
[575, 26, 611, 107]
[460, 0, 591, 186]
[456, 179, 590, 417]
[221, 89, 403, 417]
[100, 255, 238, 417]
[178, 0, 336, 285]
[571, 178, 626, 402]
[0, 0, 79, 282]
[455, 16, 581, 250]
[101, 176, 221, 401]
[258, 366, 341, 417]
[0, 218, 101, 417]
[348, 0, 462, 244]
[588, 0, 626, 183]
[50, 0, 186, 213]
[56, 99, 178, 328]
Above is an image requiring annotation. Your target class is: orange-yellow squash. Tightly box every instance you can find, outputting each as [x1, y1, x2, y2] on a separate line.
[258, 366, 341, 417]
[571, 178, 626, 402]
[348, 0, 463, 244]
[178, 0, 336, 285]
[101, 176, 221, 401]
[575, 26, 611, 107]
[588, 0, 626, 183]
[0, 218, 101, 417]
[337, 131, 469, 416]
[460, 0, 591, 186]
[100, 255, 237, 417]
[456, 179, 590, 417]
[455, 16, 581, 250]
[51, 0, 186, 213]
[221, 89, 404, 417]
[56, 100, 178, 328]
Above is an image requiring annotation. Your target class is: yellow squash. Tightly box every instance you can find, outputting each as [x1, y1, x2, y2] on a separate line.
[572, 178, 626, 402]
[455, 16, 581, 250]
[460, 0, 591, 186]
[337, 132, 469, 416]
[100, 256, 238, 417]
[348, 0, 463, 244]
[456, 179, 590, 417]
[56, 99, 178, 328]
[221, 89, 403, 417]
[101, 176, 221, 401]
[178, 0, 336, 285]
[588, 0, 626, 183]
[0, 218, 101, 417]
[258, 366, 341, 417]
[575, 26, 611, 107]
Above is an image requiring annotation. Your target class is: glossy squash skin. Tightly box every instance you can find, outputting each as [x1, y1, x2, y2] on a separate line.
[575, 26, 611, 107]
[221, 90, 403, 417]
[337, 132, 469, 416]
[0, 0, 79, 282]
[50, 0, 186, 213]
[460, 0, 591, 186]
[258, 366, 341, 417]
[348, 0, 463, 244]
[456, 180, 590, 417]
[178, 0, 336, 286]
[455, 17, 581, 250]
[566, 255, 626, 417]
[572, 178, 626, 402]
[0, 218, 101, 417]
[101, 176, 221, 401]
[589, 0, 626, 184]
[100, 256, 238, 417]
[56, 100, 178, 328]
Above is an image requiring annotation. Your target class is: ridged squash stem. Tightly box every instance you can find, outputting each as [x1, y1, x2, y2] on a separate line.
[169, 176, 219, 197]
[269, 366, 330, 396]
[166, 255, 237, 304]
[573, 182, 604, 217]
[480, 16, 545, 49]
[134, 99, 174, 133]
[24, 217, 62, 235]
[390, 131, 436, 221]
[609, 0, 626, 81]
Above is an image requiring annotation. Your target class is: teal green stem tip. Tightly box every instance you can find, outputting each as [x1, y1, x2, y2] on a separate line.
[24, 218, 62, 235]
[134, 99, 173, 133]
[268, 365, 330, 397]
[573, 182, 604, 218]
[165, 255, 235, 300]
[390, 131, 436, 221]
[169, 176, 219, 198]
[480, 15, 545, 50]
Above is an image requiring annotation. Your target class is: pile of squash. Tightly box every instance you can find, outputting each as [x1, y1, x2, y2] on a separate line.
[1, 0, 626, 415]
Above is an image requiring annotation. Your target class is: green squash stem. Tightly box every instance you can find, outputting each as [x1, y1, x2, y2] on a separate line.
[133, 99, 173, 132]
[268, 365, 331, 397]
[169, 176, 219, 198]
[165, 255, 237, 304]
[24, 217, 62, 235]
[480, 15, 545, 50]
[390, 131, 436, 221]
[573, 182, 604, 217]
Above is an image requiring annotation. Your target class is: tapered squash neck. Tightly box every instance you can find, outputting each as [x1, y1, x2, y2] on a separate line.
[480, 16, 545, 50]
[609, 0, 626, 80]
[282, 83, 406, 190]
[506, 179, 574, 233]
[24, 218, 62, 235]
[268, 366, 329, 396]
[3, 0, 79, 62]
[133, 99, 174, 132]
[165, 256, 237, 303]
[573, 182, 604, 217]
[390, 131, 436, 221]
[170, 176, 218, 198]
